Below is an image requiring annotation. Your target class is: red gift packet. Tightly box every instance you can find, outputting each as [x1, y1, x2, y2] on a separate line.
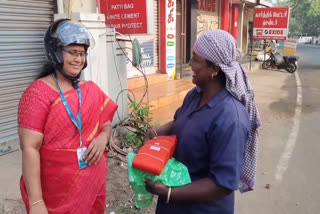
[132, 136, 177, 175]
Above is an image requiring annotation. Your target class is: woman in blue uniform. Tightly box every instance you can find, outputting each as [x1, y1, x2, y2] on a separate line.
[144, 30, 261, 214]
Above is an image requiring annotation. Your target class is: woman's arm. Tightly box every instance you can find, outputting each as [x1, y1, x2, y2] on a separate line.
[19, 128, 48, 213]
[144, 177, 232, 203]
[85, 121, 112, 165]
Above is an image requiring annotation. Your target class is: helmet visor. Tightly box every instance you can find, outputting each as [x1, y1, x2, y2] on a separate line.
[53, 21, 95, 49]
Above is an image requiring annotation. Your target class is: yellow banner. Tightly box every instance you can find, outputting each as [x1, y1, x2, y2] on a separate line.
[283, 39, 297, 56]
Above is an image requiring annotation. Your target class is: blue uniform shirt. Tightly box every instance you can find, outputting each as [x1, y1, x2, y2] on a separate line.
[156, 88, 249, 214]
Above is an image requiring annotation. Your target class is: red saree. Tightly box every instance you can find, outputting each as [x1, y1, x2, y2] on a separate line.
[18, 80, 117, 214]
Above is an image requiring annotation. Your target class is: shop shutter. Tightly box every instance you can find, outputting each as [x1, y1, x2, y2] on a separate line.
[0, 0, 55, 154]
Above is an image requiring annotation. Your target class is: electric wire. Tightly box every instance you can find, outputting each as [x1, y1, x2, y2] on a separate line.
[104, 0, 155, 161]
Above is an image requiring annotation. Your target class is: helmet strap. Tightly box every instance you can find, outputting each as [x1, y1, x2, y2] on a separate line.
[57, 68, 81, 88]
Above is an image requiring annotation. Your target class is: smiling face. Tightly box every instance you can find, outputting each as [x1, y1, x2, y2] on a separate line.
[189, 51, 215, 88]
[62, 44, 86, 77]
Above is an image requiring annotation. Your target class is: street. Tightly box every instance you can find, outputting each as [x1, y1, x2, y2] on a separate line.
[236, 43, 320, 214]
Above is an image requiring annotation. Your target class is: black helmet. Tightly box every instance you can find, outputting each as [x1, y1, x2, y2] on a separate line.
[44, 19, 94, 86]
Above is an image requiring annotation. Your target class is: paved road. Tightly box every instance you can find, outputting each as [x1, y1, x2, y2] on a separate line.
[237, 44, 320, 214]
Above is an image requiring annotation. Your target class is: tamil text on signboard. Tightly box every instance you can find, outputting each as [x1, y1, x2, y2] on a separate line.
[166, 0, 176, 80]
[100, 0, 147, 34]
[253, 7, 289, 40]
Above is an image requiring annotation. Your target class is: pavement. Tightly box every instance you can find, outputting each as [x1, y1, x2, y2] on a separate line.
[0, 151, 24, 214]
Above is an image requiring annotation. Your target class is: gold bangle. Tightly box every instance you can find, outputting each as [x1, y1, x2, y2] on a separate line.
[166, 187, 172, 204]
[31, 199, 43, 207]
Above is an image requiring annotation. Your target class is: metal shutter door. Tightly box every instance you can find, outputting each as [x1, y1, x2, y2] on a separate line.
[0, 0, 55, 154]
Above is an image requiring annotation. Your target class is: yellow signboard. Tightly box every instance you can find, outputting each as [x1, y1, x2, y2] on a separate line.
[283, 39, 297, 56]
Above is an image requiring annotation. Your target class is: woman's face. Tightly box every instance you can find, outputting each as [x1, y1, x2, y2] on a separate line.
[62, 45, 86, 77]
[189, 51, 213, 88]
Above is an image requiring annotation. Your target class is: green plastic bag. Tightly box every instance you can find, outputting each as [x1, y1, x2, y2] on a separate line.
[127, 153, 191, 209]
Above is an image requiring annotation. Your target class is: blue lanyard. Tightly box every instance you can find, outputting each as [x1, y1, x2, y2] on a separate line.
[53, 74, 83, 147]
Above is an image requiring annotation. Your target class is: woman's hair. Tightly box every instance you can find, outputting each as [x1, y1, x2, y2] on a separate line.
[206, 59, 226, 87]
[37, 61, 56, 79]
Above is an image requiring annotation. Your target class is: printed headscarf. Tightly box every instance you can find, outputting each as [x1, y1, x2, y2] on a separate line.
[194, 30, 261, 193]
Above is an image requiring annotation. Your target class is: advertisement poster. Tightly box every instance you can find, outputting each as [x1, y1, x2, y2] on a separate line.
[100, 0, 147, 34]
[166, 0, 176, 80]
[283, 39, 297, 56]
[126, 39, 154, 75]
[253, 7, 290, 40]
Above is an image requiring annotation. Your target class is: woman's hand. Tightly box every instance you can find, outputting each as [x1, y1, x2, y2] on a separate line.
[29, 202, 48, 214]
[143, 129, 157, 144]
[143, 121, 175, 144]
[144, 178, 168, 198]
[84, 133, 108, 165]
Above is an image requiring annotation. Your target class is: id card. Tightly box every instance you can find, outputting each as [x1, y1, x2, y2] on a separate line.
[77, 147, 89, 169]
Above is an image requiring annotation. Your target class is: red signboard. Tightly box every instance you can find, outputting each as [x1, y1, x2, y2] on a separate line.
[100, 0, 148, 34]
[198, 0, 217, 12]
[253, 7, 290, 40]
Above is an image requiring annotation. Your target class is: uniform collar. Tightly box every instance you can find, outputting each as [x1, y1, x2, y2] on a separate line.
[196, 87, 229, 108]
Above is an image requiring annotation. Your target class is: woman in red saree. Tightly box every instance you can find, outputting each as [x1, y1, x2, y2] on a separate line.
[18, 19, 117, 214]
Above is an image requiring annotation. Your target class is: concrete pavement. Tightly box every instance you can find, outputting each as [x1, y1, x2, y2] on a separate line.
[0, 151, 24, 214]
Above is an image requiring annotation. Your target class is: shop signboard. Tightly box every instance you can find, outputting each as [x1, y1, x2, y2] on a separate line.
[100, 0, 147, 34]
[253, 7, 290, 40]
[126, 39, 154, 74]
[165, 0, 176, 79]
[283, 39, 297, 56]
[140, 40, 154, 67]
[197, 0, 217, 12]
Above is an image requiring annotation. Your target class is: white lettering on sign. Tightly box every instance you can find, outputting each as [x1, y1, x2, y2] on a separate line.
[121, 13, 140, 19]
[269, 29, 283, 35]
[109, 24, 120, 28]
[108, 14, 121, 20]
[255, 11, 288, 18]
[111, 4, 134, 10]
[273, 11, 288, 18]
[263, 19, 278, 26]
[121, 22, 143, 29]
[124, 3, 134, 9]
[111, 4, 123, 10]
[141, 48, 152, 66]
[108, 13, 140, 20]
[255, 11, 272, 18]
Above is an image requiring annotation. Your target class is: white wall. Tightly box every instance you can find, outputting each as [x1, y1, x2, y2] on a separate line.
[63, 0, 97, 14]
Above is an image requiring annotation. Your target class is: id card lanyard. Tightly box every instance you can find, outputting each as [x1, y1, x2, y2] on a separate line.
[53, 73, 83, 148]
